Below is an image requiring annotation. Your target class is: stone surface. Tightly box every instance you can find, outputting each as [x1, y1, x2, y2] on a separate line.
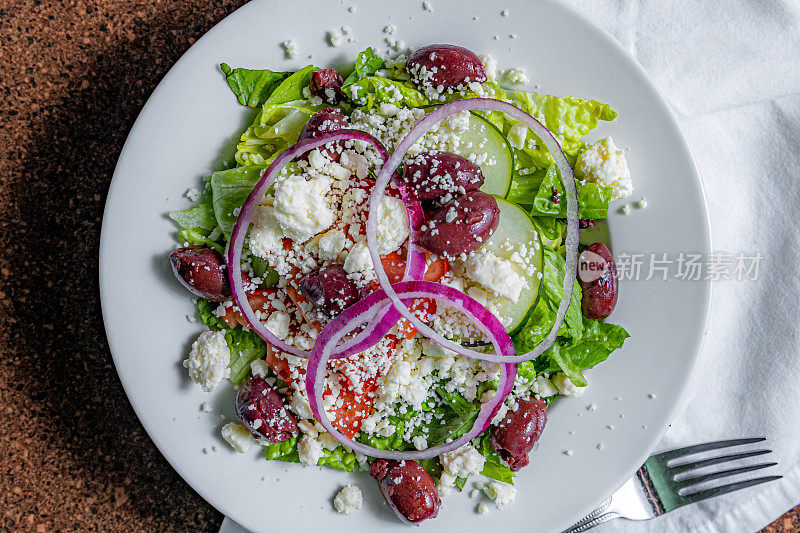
[0, 1, 796, 531]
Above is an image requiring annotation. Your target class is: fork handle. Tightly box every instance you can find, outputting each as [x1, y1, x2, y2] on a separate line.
[562, 511, 620, 533]
[562, 498, 615, 533]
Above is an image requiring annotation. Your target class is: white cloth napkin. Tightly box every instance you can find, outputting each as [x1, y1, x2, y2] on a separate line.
[563, 1, 800, 532]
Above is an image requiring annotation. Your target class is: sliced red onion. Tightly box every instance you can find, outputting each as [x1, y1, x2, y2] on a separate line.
[366, 98, 579, 363]
[227, 129, 424, 359]
[305, 280, 517, 460]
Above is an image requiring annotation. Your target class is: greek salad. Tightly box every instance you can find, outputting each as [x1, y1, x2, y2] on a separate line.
[169, 44, 631, 524]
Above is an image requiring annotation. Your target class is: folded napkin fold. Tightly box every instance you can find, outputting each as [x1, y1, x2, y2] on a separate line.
[565, 1, 800, 531]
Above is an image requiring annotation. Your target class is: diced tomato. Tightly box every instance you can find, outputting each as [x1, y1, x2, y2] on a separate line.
[222, 288, 279, 329]
[423, 251, 448, 282]
[381, 251, 407, 284]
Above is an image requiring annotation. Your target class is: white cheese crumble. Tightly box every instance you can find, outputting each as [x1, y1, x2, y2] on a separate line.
[619, 204, 631, 215]
[221, 422, 253, 453]
[265, 311, 290, 340]
[282, 40, 298, 59]
[248, 204, 285, 257]
[422, 1, 433, 11]
[552, 373, 586, 397]
[477, 503, 490, 514]
[534, 375, 558, 397]
[575, 137, 633, 199]
[250, 359, 270, 378]
[505, 67, 529, 85]
[316, 229, 348, 262]
[328, 30, 343, 47]
[440, 444, 486, 484]
[383, 25, 397, 35]
[185, 187, 200, 202]
[501, 9, 510, 16]
[273, 175, 334, 242]
[480, 54, 498, 81]
[183, 331, 231, 392]
[482, 481, 516, 507]
[376, 196, 409, 254]
[343, 242, 374, 274]
[638, 197, 648, 208]
[298, 434, 325, 465]
[464, 250, 526, 302]
[333, 485, 363, 514]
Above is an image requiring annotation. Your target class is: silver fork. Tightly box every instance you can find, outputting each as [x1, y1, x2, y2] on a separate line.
[563, 437, 781, 532]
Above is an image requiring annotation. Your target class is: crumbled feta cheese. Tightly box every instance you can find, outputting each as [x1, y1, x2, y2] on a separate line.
[248, 205, 284, 258]
[250, 359, 270, 378]
[440, 444, 486, 481]
[507, 122, 528, 150]
[273, 175, 334, 242]
[376, 196, 409, 254]
[221, 423, 253, 453]
[339, 150, 370, 179]
[637, 197, 648, 209]
[464, 250, 526, 302]
[319, 432, 340, 451]
[265, 311, 290, 340]
[505, 67, 529, 85]
[422, 1, 433, 11]
[200, 401, 212, 413]
[298, 434, 325, 465]
[480, 54, 498, 81]
[333, 485, 363, 514]
[412, 435, 428, 451]
[185, 187, 200, 202]
[482, 481, 516, 507]
[316, 229, 347, 262]
[575, 137, 633, 199]
[328, 30, 343, 47]
[501, 9, 510, 16]
[183, 331, 231, 392]
[553, 373, 586, 397]
[343, 242, 374, 273]
[282, 40, 298, 59]
[383, 25, 396, 35]
[477, 503, 490, 514]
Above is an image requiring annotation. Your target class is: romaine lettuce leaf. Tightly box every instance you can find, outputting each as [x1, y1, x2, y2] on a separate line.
[343, 47, 385, 86]
[235, 101, 318, 167]
[209, 166, 264, 240]
[220, 63, 291, 107]
[518, 163, 614, 219]
[478, 432, 515, 484]
[263, 436, 360, 472]
[264, 65, 319, 105]
[345, 76, 428, 109]
[225, 328, 266, 385]
[196, 298, 228, 331]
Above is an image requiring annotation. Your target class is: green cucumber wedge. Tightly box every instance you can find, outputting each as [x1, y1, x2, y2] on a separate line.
[479, 196, 544, 336]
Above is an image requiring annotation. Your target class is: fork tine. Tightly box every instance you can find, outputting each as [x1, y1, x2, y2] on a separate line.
[676, 462, 778, 490]
[680, 475, 782, 504]
[670, 449, 772, 476]
[655, 437, 766, 462]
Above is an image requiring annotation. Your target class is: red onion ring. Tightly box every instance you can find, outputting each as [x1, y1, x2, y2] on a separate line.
[305, 280, 517, 459]
[365, 98, 579, 363]
[227, 129, 425, 359]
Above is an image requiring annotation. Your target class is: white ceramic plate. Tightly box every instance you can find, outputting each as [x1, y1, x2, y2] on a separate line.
[99, 0, 711, 531]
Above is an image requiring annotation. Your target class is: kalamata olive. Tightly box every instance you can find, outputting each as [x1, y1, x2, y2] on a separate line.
[299, 107, 348, 161]
[419, 190, 499, 258]
[309, 68, 344, 104]
[578, 242, 618, 319]
[490, 397, 548, 471]
[169, 245, 230, 301]
[400, 151, 484, 203]
[369, 459, 441, 524]
[235, 376, 298, 442]
[407, 44, 487, 91]
[297, 265, 360, 318]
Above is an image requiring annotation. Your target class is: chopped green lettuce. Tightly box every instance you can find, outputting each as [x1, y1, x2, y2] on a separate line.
[263, 437, 361, 472]
[235, 101, 318, 167]
[343, 47, 385, 86]
[220, 63, 291, 107]
[345, 76, 428, 110]
[225, 328, 266, 385]
[263, 65, 320, 105]
[208, 166, 264, 240]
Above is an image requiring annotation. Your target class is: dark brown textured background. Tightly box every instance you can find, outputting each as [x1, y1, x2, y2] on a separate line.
[0, 1, 796, 531]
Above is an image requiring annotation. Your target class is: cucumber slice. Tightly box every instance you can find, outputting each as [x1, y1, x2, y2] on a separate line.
[475, 197, 544, 336]
[460, 113, 514, 198]
[420, 107, 514, 198]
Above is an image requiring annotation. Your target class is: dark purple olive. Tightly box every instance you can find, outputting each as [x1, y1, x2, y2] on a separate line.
[407, 44, 486, 91]
[169, 245, 230, 301]
[298, 107, 348, 161]
[297, 265, 359, 318]
[578, 242, 618, 319]
[400, 151, 484, 202]
[369, 459, 440, 524]
[309, 68, 344, 104]
[235, 376, 298, 442]
[420, 190, 499, 258]
[490, 398, 548, 471]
